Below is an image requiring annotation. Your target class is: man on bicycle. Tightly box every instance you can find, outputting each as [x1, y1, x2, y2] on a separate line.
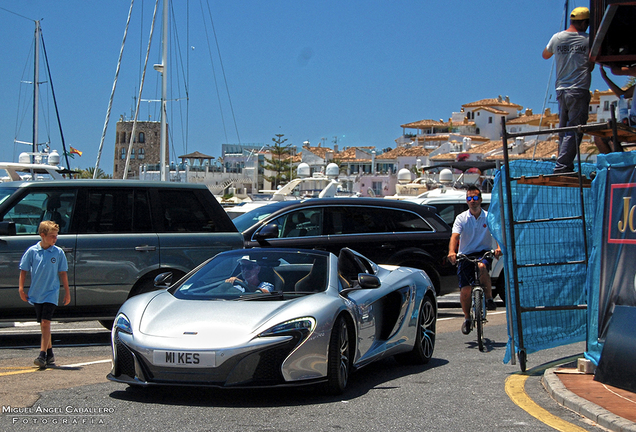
[447, 185, 502, 335]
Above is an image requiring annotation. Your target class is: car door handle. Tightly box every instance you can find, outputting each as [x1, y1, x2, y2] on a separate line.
[60, 247, 74, 253]
[135, 245, 157, 252]
[380, 244, 395, 249]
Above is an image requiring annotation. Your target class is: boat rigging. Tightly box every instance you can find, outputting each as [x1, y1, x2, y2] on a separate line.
[11, 18, 73, 173]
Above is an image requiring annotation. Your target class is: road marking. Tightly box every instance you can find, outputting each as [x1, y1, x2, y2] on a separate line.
[505, 354, 587, 432]
[0, 367, 43, 377]
[63, 359, 111, 368]
[0, 359, 111, 377]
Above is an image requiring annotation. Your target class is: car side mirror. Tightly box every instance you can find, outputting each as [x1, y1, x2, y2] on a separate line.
[340, 273, 381, 297]
[254, 223, 279, 242]
[358, 273, 380, 289]
[0, 221, 16, 236]
[154, 272, 173, 288]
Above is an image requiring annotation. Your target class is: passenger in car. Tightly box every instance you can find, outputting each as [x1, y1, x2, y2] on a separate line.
[225, 256, 277, 293]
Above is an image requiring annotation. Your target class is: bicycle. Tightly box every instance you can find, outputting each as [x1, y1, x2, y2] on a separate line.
[456, 250, 495, 352]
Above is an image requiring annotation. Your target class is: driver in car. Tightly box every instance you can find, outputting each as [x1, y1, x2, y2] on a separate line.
[225, 256, 274, 293]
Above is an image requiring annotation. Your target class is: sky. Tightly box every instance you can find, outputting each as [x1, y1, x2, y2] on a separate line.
[0, 0, 621, 175]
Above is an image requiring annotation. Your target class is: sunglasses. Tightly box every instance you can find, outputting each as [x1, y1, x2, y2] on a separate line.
[241, 263, 257, 270]
[466, 196, 481, 202]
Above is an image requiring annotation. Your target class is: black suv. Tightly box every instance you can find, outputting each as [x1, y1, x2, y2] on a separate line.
[232, 198, 454, 294]
[0, 180, 244, 323]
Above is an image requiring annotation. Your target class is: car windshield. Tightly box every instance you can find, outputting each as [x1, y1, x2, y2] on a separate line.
[172, 249, 329, 300]
[232, 202, 286, 232]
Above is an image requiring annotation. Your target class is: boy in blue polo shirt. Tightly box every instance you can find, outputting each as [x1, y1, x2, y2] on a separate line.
[18, 220, 71, 368]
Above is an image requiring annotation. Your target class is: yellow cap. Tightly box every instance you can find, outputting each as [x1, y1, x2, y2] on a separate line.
[570, 6, 590, 20]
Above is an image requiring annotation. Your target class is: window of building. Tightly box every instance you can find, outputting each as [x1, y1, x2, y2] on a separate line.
[488, 117, 493, 124]
[138, 148, 145, 160]
[120, 147, 126, 160]
[130, 148, 136, 159]
[604, 101, 610, 111]
[139, 132, 145, 143]
[371, 181, 383, 196]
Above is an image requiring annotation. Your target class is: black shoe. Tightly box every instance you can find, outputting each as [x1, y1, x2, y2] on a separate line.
[461, 319, 472, 335]
[34, 354, 46, 368]
[486, 298, 496, 311]
[46, 354, 55, 366]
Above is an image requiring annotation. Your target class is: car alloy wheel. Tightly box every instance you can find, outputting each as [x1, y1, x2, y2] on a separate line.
[326, 316, 350, 395]
[419, 296, 436, 362]
[395, 295, 436, 364]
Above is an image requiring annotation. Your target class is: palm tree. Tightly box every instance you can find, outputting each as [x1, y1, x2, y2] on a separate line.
[76, 167, 111, 179]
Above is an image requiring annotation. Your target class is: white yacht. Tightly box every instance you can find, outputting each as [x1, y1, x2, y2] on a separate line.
[0, 150, 70, 182]
[225, 162, 346, 219]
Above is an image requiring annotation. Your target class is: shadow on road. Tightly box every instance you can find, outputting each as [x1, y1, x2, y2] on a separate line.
[108, 356, 450, 407]
[464, 337, 507, 353]
[0, 332, 111, 349]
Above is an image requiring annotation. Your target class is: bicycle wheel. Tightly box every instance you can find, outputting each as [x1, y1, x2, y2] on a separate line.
[473, 288, 484, 352]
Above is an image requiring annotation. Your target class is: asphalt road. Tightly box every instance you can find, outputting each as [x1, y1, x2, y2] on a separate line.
[0, 300, 606, 432]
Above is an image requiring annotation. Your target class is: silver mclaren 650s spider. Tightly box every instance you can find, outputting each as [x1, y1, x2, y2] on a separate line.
[108, 247, 437, 394]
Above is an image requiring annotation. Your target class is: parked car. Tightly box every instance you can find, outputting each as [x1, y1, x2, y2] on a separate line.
[108, 247, 437, 394]
[403, 187, 505, 301]
[232, 197, 454, 295]
[0, 180, 244, 325]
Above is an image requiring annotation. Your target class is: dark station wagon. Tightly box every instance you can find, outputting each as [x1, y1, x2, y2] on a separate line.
[232, 197, 454, 295]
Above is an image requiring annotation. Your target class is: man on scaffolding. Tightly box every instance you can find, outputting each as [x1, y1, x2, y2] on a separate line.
[542, 6, 599, 173]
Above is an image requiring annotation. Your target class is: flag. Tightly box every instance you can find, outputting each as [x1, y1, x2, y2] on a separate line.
[70, 146, 82, 157]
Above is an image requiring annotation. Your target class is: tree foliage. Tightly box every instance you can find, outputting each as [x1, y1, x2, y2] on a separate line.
[263, 134, 294, 188]
[75, 167, 111, 179]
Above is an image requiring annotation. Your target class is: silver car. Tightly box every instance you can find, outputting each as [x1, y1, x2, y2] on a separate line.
[108, 247, 437, 394]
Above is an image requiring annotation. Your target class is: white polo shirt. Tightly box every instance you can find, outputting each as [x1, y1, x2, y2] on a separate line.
[452, 208, 493, 255]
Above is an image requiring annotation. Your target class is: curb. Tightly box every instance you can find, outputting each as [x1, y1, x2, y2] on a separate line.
[542, 368, 636, 432]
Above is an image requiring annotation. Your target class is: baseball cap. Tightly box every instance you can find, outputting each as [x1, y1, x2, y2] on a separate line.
[570, 7, 590, 20]
[238, 255, 258, 265]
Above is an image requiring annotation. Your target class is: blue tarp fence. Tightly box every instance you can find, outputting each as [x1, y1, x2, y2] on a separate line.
[488, 159, 596, 364]
[585, 152, 636, 365]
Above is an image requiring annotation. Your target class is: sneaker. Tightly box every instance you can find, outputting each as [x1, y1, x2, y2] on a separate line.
[486, 298, 497, 311]
[46, 354, 55, 366]
[34, 354, 46, 368]
[461, 318, 472, 335]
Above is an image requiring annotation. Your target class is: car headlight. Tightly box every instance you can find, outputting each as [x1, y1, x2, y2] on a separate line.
[258, 317, 315, 338]
[114, 313, 133, 335]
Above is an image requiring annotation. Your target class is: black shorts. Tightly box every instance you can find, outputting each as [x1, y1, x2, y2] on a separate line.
[457, 250, 493, 288]
[34, 302, 57, 323]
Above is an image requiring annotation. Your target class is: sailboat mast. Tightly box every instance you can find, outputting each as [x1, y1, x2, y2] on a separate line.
[32, 20, 40, 158]
[160, 0, 168, 181]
